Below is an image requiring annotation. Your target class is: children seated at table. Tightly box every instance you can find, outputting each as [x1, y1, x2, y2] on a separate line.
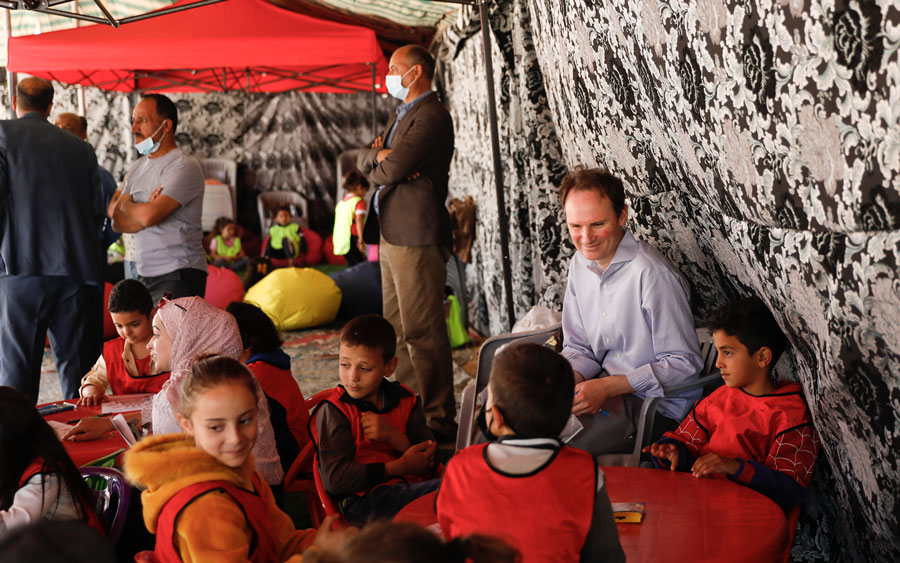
[78, 279, 170, 405]
[312, 314, 439, 525]
[332, 171, 369, 267]
[123, 355, 321, 562]
[227, 301, 309, 473]
[437, 342, 625, 563]
[643, 296, 819, 510]
[208, 216, 249, 272]
[264, 206, 305, 265]
[0, 387, 100, 537]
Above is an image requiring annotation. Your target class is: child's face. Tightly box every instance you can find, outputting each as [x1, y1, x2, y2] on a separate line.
[712, 330, 769, 390]
[338, 344, 397, 405]
[275, 210, 291, 226]
[111, 310, 153, 345]
[222, 223, 236, 239]
[147, 316, 173, 373]
[179, 382, 259, 468]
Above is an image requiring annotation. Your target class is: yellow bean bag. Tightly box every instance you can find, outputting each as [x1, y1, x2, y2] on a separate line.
[245, 267, 342, 330]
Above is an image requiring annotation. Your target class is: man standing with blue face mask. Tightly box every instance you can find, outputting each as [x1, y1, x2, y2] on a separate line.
[108, 93, 207, 302]
[356, 45, 457, 444]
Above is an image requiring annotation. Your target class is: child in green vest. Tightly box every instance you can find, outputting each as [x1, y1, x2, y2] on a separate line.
[209, 217, 249, 272]
[332, 171, 369, 266]
[264, 206, 305, 266]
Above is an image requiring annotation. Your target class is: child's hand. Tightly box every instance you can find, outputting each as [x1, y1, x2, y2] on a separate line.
[356, 239, 367, 254]
[360, 411, 398, 443]
[691, 454, 740, 478]
[642, 442, 679, 470]
[77, 385, 106, 406]
[313, 514, 356, 551]
[63, 417, 113, 442]
[399, 440, 436, 475]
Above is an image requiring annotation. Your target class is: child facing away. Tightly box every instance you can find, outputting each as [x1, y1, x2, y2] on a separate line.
[311, 314, 440, 525]
[332, 171, 369, 267]
[124, 355, 324, 562]
[437, 343, 625, 563]
[265, 206, 306, 264]
[227, 301, 309, 474]
[643, 296, 820, 511]
[0, 387, 100, 537]
[208, 216, 249, 272]
[78, 279, 171, 405]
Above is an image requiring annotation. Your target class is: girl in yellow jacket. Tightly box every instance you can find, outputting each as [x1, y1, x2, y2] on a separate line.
[125, 354, 324, 562]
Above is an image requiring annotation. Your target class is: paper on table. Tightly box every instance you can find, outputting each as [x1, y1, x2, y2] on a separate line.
[102, 393, 153, 427]
[47, 420, 74, 440]
[559, 414, 584, 443]
[110, 414, 138, 446]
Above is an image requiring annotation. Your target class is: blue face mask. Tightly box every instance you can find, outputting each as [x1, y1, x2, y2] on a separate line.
[134, 122, 166, 156]
[385, 66, 417, 101]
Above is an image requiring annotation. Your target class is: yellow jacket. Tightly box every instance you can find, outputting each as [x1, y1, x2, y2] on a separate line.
[124, 433, 315, 562]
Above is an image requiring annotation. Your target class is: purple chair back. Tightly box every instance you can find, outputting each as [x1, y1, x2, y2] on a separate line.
[80, 467, 131, 544]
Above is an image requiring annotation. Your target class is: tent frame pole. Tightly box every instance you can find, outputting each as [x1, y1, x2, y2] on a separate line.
[370, 63, 377, 138]
[3, 8, 14, 118]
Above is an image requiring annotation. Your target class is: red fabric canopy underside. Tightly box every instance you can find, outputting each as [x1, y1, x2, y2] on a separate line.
[7, 0, 388, 94]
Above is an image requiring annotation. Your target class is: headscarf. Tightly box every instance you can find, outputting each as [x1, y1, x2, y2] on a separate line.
[150, 297, 284, 484]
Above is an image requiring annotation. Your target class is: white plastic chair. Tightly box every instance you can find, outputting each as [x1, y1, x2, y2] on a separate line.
[257, 190, 309, 231]
[201, 181, 234, 231]
[199, 158, 238, 217]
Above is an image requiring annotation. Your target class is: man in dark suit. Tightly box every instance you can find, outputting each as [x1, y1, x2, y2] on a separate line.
[357, 45, 457, 442]
[0, 77, 104, 401]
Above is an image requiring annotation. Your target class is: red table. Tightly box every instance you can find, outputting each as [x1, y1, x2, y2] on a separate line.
[40, 401, 130, 467]
[395, 466, 788, 563]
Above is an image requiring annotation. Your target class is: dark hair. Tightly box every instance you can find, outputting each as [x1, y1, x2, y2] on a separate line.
[16, 78, 54, 113]
[140, 93, 178, 132]
[0, 387, 94, 521]
[558, 167, 626, 216]
[227, 301, 283, 354]
[108, 279, 153, 316]
[210, 216, 237, 239]
[340, 315, 396, 364]
[275, 205, 295, 217]
[303, 521, 520, 563]
[179, 355, 259, 417]
[342, 170, 369, 193]
[707, 296, 788, 368]
[490, 343, 574, 438]
[403, 44, 436, 81]
[0, 520, 116, 563]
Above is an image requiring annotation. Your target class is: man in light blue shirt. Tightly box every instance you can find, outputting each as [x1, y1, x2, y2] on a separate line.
[560, 168, 703, 456]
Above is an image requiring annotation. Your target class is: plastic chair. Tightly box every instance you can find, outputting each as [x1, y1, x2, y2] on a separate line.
[201, 181, 235, 231]
[257, 190, 309, 232]
[455, 323, 562, 451]
[597, 327, 722, 467]
[80, 467, 131, 543]
[446, 255, 469, 330]
[199, 158, 238, 217]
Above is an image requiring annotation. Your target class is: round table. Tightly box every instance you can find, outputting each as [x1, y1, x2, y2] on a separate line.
[394, 466, 788, 563]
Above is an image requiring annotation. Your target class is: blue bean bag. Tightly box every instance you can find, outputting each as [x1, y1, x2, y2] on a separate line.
[329, 261, 382, 319]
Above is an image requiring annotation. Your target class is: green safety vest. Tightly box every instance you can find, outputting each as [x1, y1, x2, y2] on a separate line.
[107, 238, 125, 263]
[446, 294, 469, 348]
[332, 195, 362, 255]
[268, 223, 301, 258]
[215, 235, 242, 258]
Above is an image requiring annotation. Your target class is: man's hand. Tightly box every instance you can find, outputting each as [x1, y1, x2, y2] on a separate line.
[642, 442, 680, 470]
[77, 385, 107, 406]
[149, 186, 163, 201]
[406, 171, 421, 181]
[572, 378, 611, 415]
[371, 135, 384, 149]
[63, 417, 114, 442]
[375, 148, 392, 164]
[691, 454, 741, 478]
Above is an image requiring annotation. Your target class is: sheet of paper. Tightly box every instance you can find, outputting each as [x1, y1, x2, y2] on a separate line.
[47, 420, 74, 440]
[110, 413, 138, 446]
[102, 393, 153, 425]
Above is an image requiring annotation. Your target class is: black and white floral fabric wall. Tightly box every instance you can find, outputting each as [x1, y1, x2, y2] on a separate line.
[435, 0, 899, 560]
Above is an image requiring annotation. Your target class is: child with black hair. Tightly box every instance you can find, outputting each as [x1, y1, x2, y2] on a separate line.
[643, 296, 820, 510]
[264, 206, 306, 264]
[78, 279, 170, 405]
[332, 171, 369, 266]
[437, 342, 624, 563]
[227, 301, 309, 473]
[208, 216, 249, 272]
[0, 387, 100, 537]
[312, 314, 439, 525]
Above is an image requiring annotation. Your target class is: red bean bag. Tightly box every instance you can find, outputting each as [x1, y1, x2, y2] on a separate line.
[204, 265, 245, 309]
[323, 235, 348, 266]
[261, 227, 324, 268]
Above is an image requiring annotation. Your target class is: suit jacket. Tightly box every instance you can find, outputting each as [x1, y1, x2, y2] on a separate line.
[357, 91, 454, 247]
[0, 112, 104, 283]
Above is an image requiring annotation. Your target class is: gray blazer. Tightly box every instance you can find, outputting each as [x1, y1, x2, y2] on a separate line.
[0, 112, 104, 283]
[357, 92, 454, 247]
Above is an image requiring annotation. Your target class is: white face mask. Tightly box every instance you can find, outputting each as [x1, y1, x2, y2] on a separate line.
[385, 66, 417, 101]
[134, 121, 166, 156]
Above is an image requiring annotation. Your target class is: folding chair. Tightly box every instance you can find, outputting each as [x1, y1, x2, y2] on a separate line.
[455, 323, 562, 451]
[80, 467, 131, 543]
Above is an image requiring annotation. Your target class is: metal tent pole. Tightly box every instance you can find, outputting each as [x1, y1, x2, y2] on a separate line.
[370, 63, 377, 138]
[477, 0, 515, 330]
[3, 9, 14, 118]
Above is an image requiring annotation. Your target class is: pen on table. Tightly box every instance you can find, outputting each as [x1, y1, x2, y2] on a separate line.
[66, 412, 114, 425]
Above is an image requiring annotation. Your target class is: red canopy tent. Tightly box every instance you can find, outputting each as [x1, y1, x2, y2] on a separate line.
[7, 0, 388, 94]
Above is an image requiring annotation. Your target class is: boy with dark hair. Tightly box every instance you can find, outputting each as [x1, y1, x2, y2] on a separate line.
[437, 342, 625, 562]
[644, 296, 819, 510]
[78, 280, 171, 404]
[311, 314, 439, 525]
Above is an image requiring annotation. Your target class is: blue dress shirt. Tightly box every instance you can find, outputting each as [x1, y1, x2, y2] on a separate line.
[561, 230, 703, 421]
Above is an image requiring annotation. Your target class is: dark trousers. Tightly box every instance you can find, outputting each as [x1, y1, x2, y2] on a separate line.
[0, 275, 102, 401]
[138, 268, 208, 303]
[342, 478, 441, 526]
[343, 235, 366, 266]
